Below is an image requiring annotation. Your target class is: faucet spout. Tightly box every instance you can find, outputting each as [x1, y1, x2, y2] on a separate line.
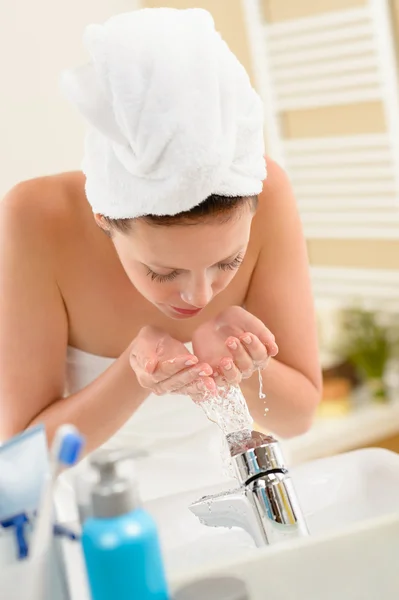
[190, 431, 309, 547]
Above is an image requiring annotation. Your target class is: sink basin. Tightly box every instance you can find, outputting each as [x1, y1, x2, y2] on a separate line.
[61, 447, 399, 599]
[143, 447, 399, 577]
[291, 447, 399, 535]
[144, 482, 255, 576]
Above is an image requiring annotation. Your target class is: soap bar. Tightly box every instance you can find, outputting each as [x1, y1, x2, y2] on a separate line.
[174, 576, 249, 600]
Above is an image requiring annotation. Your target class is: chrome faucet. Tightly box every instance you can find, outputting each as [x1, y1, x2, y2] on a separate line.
[189, 430, 309, 547]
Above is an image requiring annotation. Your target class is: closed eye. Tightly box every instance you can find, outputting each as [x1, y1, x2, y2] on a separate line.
[146, 253, 245, 283]
[218, 254, 244, 271]
[146, 268, 179, 283]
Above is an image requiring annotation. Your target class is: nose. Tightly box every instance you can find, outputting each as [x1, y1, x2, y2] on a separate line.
[180, 276, 213, 308]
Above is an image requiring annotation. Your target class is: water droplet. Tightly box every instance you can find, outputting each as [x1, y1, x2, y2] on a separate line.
[258, 368, 266, 400]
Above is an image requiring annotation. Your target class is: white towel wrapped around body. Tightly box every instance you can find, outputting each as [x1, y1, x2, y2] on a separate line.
[61, 8, 266, 219]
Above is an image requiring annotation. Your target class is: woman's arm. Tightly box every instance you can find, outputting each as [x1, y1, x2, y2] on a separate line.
[28, 347, 147, 454]
[0, 186, 149, 452]
[242, 159, 322, 437]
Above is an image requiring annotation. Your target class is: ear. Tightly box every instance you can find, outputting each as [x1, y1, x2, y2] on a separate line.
[94, 213, 109, 230]
[94, 213, 112, 237]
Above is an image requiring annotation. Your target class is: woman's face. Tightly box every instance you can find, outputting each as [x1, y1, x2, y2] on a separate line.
[108, 210, 254, 320]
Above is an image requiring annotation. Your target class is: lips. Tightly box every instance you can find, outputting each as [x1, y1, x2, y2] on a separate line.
[170, 306, 202, 316]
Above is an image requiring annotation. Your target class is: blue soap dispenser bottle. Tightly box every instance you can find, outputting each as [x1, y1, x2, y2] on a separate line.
[81, 449, 169, 600]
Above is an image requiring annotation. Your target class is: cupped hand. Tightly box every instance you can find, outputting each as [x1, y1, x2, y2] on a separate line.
[192, 306, 278, 387]
[130, 326, 216, 402]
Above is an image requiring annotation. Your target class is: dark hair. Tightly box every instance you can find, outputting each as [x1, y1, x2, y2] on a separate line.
[102, 194, 258, 234]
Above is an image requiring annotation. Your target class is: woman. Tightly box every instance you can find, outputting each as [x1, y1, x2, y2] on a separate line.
[0, 8, 321, 502]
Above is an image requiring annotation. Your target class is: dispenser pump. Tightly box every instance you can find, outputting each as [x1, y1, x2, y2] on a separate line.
[82, 448, 169, 600]
[90, 449, 143, 519]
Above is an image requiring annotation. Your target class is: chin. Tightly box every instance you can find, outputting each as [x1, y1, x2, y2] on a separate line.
[168, 312, 198, 320]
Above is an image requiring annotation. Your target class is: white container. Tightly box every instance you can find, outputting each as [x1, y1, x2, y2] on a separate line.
[0, 534, 72, 600]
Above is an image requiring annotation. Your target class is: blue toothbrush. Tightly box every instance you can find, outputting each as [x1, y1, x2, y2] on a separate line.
[30, 424, 85, 598]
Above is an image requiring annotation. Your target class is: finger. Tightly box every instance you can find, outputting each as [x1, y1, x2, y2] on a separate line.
[217, 357, 242, 384]
[153, 354, 199, 382]
[225, 337, 253, 375]
[191, 378, 220, 405]
[220, 310, 278, 357]
[212, 372, 229, 387]
[131, 353, 199, 382]
[130, 350, 160, 375]
[175, 376, 217, 398]
[239, 333, 269, 368]
[130, 352, 158, 376]
[152, 363, 213, 395]
[257, 331, 279, 357]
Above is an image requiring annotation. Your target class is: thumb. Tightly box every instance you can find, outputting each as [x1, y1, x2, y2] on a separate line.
[130, 350, 159, 374]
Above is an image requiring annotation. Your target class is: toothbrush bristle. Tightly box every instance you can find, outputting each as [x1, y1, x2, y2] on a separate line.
[58, 432, 85, 466]
[51, 425, 85, 466]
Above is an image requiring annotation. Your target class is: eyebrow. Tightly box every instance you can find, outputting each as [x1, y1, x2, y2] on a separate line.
[149, 248, 246, 271]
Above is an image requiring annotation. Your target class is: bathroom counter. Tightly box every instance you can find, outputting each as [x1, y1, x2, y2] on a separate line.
[279, 397, 399, 465]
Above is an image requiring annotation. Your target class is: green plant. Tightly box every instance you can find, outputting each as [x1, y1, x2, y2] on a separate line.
[336, 307, 399, 401]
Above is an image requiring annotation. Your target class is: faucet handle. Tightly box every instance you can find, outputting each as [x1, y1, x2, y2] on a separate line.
[189, 488, 266, 547]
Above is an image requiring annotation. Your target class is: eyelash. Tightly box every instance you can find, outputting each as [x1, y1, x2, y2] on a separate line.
[146, 269, 179, 283]
[146, 254, 244, 283]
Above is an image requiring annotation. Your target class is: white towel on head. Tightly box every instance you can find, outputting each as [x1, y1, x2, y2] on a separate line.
[61, 8, 266, 219]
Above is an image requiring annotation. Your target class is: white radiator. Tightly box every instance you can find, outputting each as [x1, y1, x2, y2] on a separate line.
[242, 0, 399, 239]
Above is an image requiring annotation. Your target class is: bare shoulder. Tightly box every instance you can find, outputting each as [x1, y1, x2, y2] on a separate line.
[262, 156, 289, 190]
[1, 171, 86, 233]
[251, 157, 300, 243]
[257, 157, 295, 213]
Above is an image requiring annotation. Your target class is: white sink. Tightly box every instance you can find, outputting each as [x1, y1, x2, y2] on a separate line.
[291, 447, 399, 535]
[145, 482, 255, 576]
[61, 447, 399, 599]
[144, 447, 399, 577]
